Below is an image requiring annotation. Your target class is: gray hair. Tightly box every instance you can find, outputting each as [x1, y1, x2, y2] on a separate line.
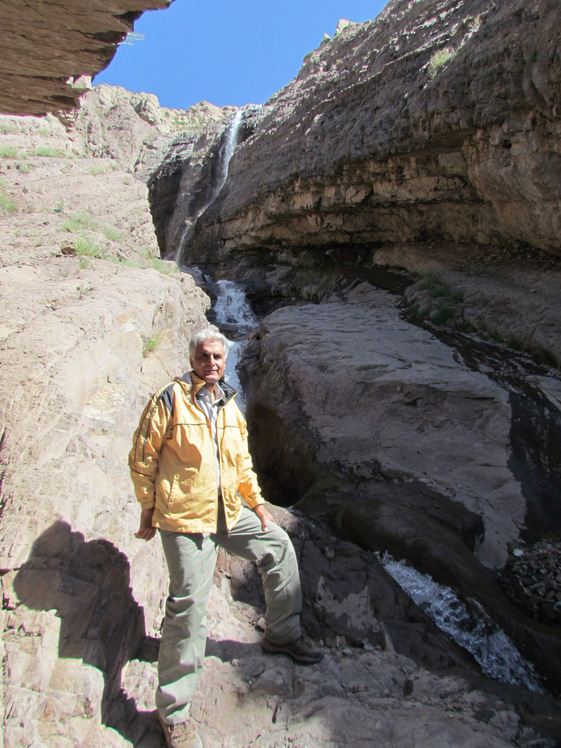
[189, 327, 229, 361]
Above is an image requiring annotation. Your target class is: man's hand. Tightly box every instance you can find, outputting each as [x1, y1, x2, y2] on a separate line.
[135, 507, 156, 541]
[253, 503, 275, 532]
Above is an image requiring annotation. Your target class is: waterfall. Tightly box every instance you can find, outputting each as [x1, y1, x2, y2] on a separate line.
[196, 108, 243, 221]
[172, 109, 244, 262]
[210, 109, 243, 204]
[212, 279, 258, 335]
[380, 554, 544, 692]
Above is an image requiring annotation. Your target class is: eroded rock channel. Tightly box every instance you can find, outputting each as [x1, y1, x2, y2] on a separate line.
[187, 257, 561, 703]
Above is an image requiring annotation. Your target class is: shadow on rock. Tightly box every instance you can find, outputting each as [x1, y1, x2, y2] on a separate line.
[13, 520, 161, 745]
[328, 492, 561, 698]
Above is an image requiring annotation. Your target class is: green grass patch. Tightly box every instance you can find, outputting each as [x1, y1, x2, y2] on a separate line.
[120, 257, 145, 268]
[90, 166, 106, 176]
[0, 145, 18, 158]
[102, 225, 124, 243]
[62, 212, 123, 244]
[428, 47, 457, 79]
[151, 257, 179, 276]
[62, 213, 98, 233]
[0, 188, 17, 216]
[34, 146, 65, 158]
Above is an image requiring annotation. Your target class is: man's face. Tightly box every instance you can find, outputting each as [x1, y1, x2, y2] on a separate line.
[191, 339, 226, 388]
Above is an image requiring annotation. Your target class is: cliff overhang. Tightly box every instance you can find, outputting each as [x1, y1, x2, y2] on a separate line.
[0, 0, 174, 116]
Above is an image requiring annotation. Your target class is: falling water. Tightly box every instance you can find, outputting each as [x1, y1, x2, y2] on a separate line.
[380, 554, 544, 691]
[173, 109, 244, 261]
[211, 279, 258, 412]
[210, 109, 243, 205]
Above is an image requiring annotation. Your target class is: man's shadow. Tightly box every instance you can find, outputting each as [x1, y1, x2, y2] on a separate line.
[13, 520, 163, 745]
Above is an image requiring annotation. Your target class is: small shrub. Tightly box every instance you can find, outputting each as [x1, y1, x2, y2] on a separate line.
[90, 166, 105, 176]
[430, 302, 456, 325]
[76, 283, 94, 298]
[507, 337, 524, 352]
[419, 272, 463, 303]
[15, 162, 32, 172]
[404, 272, 465, 328]
[405, 299, 428, 322]
[74, 235, 105, 258]
[143, 332, 163, 356]
[428, 47, 457, 78]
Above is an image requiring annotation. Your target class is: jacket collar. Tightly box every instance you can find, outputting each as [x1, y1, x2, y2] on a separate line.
[177, 371, 237, 404]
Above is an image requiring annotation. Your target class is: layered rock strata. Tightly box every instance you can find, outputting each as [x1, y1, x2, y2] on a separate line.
[183, 0, 561, 260]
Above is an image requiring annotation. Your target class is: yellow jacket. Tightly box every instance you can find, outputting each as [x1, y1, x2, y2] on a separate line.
[129, 372, 264, 533]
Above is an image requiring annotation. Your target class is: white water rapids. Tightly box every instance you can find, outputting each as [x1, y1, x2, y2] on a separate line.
[212, 279, 258, 412]
[380, 554, 543, 691]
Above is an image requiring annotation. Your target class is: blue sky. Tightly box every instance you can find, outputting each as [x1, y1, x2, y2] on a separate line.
[94, 0, 389, 111]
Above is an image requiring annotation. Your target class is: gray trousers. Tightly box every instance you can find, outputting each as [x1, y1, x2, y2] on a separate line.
[156, 506, 303, 723]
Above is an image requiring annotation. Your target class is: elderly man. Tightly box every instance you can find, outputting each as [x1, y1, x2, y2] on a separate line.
[129, 327, 322, 748]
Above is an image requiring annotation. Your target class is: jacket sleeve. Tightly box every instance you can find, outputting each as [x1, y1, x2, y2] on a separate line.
[128, 386, 173, 510]
[234, 408, 265, 509]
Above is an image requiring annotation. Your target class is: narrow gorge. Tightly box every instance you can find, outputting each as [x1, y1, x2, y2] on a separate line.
[1, 1, 561, 746]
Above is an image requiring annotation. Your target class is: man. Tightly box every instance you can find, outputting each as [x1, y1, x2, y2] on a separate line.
[129, 327, 322, 748]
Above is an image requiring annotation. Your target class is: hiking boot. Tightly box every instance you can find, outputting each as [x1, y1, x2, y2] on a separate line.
[261, 635, 324, 664]
[157, 711, 203, 748]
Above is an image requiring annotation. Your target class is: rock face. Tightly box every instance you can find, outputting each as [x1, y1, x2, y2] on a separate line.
[0, 0, 173, 116]
[0, 96, 210, 745]
[240, 285, 561, 695]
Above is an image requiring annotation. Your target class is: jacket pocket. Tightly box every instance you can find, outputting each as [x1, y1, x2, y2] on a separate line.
[166, 468, 197, 506]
